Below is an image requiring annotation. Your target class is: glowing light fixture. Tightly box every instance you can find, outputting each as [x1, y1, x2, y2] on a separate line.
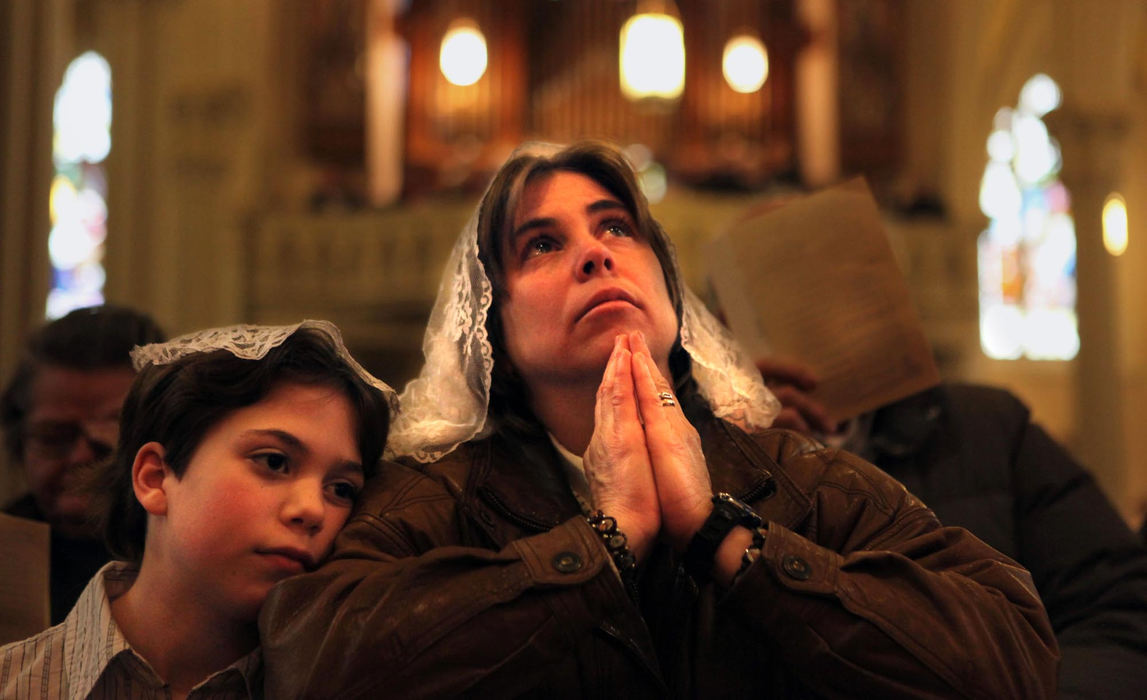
[722, 34, 768, 93]
[1103, 193, 1128, 256]
[619, 2, 685, 101]
[439, 21, 487, 87]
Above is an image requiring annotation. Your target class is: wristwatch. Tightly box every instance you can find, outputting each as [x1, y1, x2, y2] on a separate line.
[683, 492, 763, 582]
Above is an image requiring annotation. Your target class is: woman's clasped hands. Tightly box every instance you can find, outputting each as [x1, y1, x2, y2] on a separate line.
[584, 331, 715, 565]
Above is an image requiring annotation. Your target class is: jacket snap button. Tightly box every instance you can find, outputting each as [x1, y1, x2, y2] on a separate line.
[552, 551, 583, 573]
[782, 555, 811, 580]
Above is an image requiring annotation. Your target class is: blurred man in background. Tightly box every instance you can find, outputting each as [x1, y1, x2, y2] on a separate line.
[1, 305, 164, 624]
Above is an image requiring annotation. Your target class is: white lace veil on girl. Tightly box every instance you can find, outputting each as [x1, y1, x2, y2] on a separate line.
[387, 142, 779, 463]
[131, 319, 398, 411]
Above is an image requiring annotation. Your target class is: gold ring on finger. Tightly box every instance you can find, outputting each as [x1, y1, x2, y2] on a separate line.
[658, 391, 676, 407]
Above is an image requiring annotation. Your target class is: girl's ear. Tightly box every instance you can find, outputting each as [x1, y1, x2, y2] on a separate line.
[132, 442, 170, 516]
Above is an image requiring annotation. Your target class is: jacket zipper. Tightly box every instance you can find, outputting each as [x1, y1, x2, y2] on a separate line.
[739, 472, 777, 504]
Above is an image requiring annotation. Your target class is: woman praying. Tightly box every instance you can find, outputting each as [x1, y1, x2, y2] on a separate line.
[260, 142, 1058, 698]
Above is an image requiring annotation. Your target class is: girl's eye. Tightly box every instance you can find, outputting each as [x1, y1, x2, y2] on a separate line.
[254, 452, 289, 473]
[328, 481, 360, 505]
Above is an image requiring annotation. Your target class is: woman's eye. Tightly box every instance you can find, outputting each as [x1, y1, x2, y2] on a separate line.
[254, 452, 289, 473]
[525, 236, 557, 258]
[605, 221, 634, 237]
[328, 481, 360, 504]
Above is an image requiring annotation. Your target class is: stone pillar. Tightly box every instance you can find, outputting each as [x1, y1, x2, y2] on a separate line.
[794, 0, 839, 187]
[366, 0, 406, 206]
[0, 0, 73, 504]
[1048, 109, 1130, 498]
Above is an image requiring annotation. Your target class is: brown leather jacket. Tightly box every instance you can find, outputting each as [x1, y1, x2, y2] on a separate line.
[260, 407, 1058, 698]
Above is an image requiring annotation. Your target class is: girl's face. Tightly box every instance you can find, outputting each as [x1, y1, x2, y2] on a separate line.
[497, 170, 678, 388]
[148, 380, 363, 622]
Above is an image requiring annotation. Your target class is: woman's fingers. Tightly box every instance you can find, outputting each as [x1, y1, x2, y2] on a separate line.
[584, 334, 659, 560]
[592, 334, 624, 431]
[628, 331, 713, 552]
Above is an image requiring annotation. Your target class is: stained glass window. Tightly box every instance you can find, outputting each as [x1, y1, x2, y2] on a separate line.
[977, 73, 1078, 360]
[46, 51, 112, 319]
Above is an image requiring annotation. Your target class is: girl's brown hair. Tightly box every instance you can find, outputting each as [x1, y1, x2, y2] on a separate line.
[92, 327, 391, 562]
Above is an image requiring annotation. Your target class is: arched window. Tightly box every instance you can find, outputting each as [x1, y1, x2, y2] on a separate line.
[977, 73, 1078, 360]
[46, 51, 112, 319]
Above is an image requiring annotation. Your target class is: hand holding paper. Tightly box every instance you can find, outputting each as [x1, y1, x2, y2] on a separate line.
[705, 178, 940, 424]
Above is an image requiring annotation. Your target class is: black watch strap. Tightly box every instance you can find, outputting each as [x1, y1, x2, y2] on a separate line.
[683, 493, 763, 582]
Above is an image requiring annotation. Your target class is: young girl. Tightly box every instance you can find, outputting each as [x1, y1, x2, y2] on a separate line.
[0, 320, 394, 699]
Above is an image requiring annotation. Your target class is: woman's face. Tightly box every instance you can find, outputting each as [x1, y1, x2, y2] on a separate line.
[497, 170, 678, 389]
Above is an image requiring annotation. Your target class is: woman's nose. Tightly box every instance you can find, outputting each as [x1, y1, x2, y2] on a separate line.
[575, 240, 614, 281]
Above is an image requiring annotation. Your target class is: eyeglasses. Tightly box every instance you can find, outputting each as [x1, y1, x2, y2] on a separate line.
[22, 419, 119, 460]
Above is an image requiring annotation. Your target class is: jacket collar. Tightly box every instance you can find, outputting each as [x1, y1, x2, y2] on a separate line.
[473, 431, 584, 532]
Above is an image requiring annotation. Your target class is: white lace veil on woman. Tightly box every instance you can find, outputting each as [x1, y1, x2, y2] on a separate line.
[387, 142, 779, 463]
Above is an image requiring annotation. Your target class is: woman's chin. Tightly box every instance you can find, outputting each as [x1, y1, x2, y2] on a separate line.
[583, 327, 633, 357]
[578, 315, 646, 344]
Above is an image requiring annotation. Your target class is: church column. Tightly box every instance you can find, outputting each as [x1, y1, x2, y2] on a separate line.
[366, 0, 406, 206]
[1044, 0, 1141, 508]
[1048, 109, 1130, 500]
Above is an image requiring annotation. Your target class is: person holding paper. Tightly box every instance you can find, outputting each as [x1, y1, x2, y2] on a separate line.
[260, 141, 1058, 698]
[706, 178, 943, 424]
[720, 178, 1146, 699]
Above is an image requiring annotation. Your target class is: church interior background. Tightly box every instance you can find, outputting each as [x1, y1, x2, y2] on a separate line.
[3, 0, 1147, 525]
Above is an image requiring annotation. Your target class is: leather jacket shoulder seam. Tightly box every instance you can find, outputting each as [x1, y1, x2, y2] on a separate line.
[863, 506, 937, 551]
